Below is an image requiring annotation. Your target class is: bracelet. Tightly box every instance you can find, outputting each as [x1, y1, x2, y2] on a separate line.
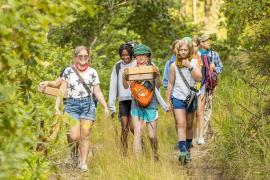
[188, 67, 194, 72]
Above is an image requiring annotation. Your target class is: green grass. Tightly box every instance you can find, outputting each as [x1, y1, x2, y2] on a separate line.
[210, 62, 270, 179]
[46, 105, 187, 179]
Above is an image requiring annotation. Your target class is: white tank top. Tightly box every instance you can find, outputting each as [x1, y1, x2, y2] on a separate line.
[172, 58, 198, 100]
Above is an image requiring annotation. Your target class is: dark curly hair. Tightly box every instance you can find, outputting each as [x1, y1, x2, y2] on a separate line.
[118, 43, 134, 59]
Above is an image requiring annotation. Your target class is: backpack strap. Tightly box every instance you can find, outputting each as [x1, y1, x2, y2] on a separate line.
[70, 66, 92, 96]
[115, 62, 121, 97]
[177, 67, 198, 93]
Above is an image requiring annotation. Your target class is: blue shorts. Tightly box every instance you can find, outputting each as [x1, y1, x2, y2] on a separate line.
[131, 108, 158, 122]
[64, 97, 96, 121]
[171, 97, 187, 110]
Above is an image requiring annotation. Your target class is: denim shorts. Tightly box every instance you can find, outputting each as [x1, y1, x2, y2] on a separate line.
[64, 97, 96, 121]
[171, 97, 187, 110]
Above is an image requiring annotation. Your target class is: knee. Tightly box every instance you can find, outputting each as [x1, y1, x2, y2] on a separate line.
[177, 122, 186, 129]
[68, 132, 80, 141]
[80, 129, 90, 141]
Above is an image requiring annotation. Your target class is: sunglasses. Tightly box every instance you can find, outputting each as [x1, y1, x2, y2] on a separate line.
[77, 55, 89, 60]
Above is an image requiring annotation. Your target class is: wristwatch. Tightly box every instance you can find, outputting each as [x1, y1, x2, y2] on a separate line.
[188, 67, 194, 72]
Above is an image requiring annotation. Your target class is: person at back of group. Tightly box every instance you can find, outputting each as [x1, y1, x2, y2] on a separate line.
[195, 34, 223, 145]
[108, 43, 137, 156]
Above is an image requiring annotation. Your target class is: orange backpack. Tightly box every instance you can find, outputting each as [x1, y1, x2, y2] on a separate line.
[130, 81, 154, 107]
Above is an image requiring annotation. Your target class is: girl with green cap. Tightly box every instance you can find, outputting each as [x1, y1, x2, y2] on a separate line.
[123, 44, 160, 160]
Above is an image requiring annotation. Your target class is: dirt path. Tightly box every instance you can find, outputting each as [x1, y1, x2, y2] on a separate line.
[184, 142, 224, 180]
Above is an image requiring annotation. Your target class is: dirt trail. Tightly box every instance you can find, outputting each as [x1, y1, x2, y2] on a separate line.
[184, 142, 224, 180]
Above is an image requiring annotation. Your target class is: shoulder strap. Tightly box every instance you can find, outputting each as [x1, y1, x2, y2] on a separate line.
[202, 55, 210, 70]
[177, 68, 191, 89]
[177, 67, 198, 93]
[70, 66, 92, 96]
[115, 62, 121, 98]
[115, 62, 121, 77]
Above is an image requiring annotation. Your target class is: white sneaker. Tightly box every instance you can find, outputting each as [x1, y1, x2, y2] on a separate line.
[197, 138, 205, 145]
[78, 163, 88, 172]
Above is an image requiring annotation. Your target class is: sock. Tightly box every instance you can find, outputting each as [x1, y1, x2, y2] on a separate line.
[178, 141, 187, 153]
[186, 139, 192, 151]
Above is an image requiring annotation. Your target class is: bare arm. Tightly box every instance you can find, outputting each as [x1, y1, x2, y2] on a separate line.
[55, 80, 67, 114]
[166, 64, 175, 110]
[93, 85, 108, 109]
[182, 59, 202, 82]
[191, 61, 202, 82]
[153, 66, 161, 88]
[40, 77, 62, 88]
[93, 85, 109, 117]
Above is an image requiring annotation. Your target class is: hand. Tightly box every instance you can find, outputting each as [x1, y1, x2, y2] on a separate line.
[104, 108, 110, 118]
[122, 69, 128, 80]
[182, 59, 191, 68]
[153, 65, 160, 76]
[166, 101, 173, 112]
[38, 81, 49, 92]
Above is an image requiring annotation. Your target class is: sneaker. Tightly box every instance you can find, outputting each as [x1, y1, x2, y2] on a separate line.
[78, 163, 88, 172]
[185, 152, 192, 162]
[197, 138, 205, 145]
[178, 151, 188, 164]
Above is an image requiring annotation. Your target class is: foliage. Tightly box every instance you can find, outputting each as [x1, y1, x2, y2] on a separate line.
[47, 0, 197, 58]
[211, 61, 270, 179]
[0, 0, 86, 178]
[222, 0, 270, 71]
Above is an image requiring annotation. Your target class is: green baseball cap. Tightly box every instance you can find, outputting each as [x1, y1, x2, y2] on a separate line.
[134, 44, 151, 56]
[182, 36, 192, 43]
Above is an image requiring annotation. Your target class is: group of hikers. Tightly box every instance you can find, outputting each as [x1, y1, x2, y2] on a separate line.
[39, 33, 223, 172]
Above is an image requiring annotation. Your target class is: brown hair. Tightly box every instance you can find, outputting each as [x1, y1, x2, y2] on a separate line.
[72, 46, 90, 64]
[171, 39, 180, 53]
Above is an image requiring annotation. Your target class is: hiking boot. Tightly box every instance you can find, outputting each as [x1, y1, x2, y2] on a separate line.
[178, 151, 188, 164]
[185, 152, 192, 162]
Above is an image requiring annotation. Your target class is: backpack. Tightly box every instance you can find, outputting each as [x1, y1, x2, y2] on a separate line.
[130, 81, 154, 107]
[202, 52, 218, 95]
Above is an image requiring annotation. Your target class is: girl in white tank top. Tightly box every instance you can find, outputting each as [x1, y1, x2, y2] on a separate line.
[166, 38, 202, 164]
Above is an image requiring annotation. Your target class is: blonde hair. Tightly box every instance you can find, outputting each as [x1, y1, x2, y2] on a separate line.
[175, 38, 194, 59]
[72, 46, 90, 64]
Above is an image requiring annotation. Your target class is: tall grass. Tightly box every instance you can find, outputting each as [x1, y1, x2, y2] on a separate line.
[210, 61, 270, 179]
[46, 102, 188, 179]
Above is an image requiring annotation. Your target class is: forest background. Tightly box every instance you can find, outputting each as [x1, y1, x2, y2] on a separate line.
[0, 0, 269, 179]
